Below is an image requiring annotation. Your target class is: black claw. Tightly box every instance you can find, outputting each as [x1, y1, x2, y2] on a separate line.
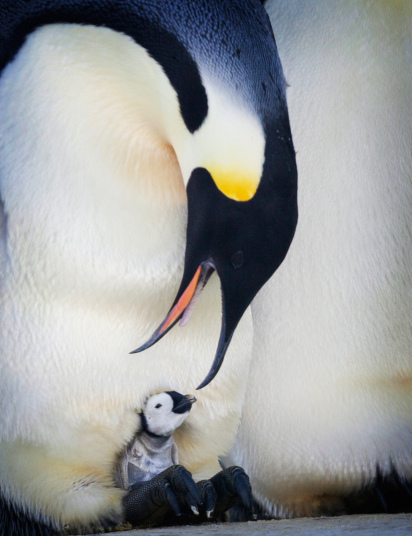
[234, 471, 253, 511]
[100, 513, 122, 530]
[184, 492, 200, 516]
[204, 483, 216, 519]
[182, 470, 202, 505]
[100, 518, 114, 531]
[165, 483, 181, 516]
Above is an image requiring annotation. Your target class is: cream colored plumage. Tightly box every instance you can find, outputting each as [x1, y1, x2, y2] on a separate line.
[0, 23, 261, 527]
[4, 0, 406, 527]
[228, 0, 412, 517]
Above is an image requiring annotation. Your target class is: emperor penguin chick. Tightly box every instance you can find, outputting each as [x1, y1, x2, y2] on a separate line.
[117, 392, 196, 490]
[118, 393, 254, 525]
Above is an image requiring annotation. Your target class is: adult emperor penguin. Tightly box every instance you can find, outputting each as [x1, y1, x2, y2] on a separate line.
[0, 0, 297, 533]
[228, 0, 412, 518]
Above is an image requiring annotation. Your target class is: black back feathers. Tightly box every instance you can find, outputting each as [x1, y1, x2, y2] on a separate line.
[0, 0, 208, 133]
[0, 492, 58, 536]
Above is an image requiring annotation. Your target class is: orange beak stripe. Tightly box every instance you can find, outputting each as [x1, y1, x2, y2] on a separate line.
[159, 265, 202, 333]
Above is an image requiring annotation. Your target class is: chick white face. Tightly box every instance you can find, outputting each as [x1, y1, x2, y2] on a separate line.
[142, 391, 196, 437]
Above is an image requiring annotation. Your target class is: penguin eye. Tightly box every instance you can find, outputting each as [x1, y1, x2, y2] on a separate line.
[231, 250, 244, 269]
[155, 404, 162, 409]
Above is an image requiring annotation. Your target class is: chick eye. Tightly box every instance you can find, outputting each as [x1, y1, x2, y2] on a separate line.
[155, 403, 162, 409]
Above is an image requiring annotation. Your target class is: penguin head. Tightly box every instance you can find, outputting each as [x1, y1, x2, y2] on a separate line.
[141, 391, 196, 437]
[133, 2, 298, 389]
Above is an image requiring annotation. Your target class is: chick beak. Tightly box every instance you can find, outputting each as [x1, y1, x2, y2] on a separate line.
[173, 394, 197, 413]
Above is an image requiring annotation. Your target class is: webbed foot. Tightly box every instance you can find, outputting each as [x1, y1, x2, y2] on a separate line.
[122, 464, 202, 528]
[195, 466, 255, 521]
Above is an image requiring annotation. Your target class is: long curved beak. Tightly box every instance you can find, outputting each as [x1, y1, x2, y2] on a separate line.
[131, 259, 239, 390]
[195, 302, 233, 389]
[131, 260, 215, 355]
[132, 252, 251, 390]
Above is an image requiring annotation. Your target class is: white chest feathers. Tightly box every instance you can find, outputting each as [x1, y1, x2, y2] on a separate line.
[117, 432, 178, 489]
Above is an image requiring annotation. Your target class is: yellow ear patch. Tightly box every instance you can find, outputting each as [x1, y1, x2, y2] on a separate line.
[208, 168, 259, 201]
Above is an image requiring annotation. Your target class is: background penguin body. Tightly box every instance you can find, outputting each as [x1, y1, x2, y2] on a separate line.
[0, 0, 296, 531]
[228, 0, 412, 517]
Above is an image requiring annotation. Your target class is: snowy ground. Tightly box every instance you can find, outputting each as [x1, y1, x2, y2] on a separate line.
[108, 514, 412, 536]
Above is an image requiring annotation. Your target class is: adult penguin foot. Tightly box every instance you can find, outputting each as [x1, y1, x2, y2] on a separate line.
[122, 465, 201, 528]
[342, 467, 412, 515]
[195, 466, 255, 522]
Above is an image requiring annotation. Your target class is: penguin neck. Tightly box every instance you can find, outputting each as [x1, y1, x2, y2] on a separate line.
[139, 413, 174, 450]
